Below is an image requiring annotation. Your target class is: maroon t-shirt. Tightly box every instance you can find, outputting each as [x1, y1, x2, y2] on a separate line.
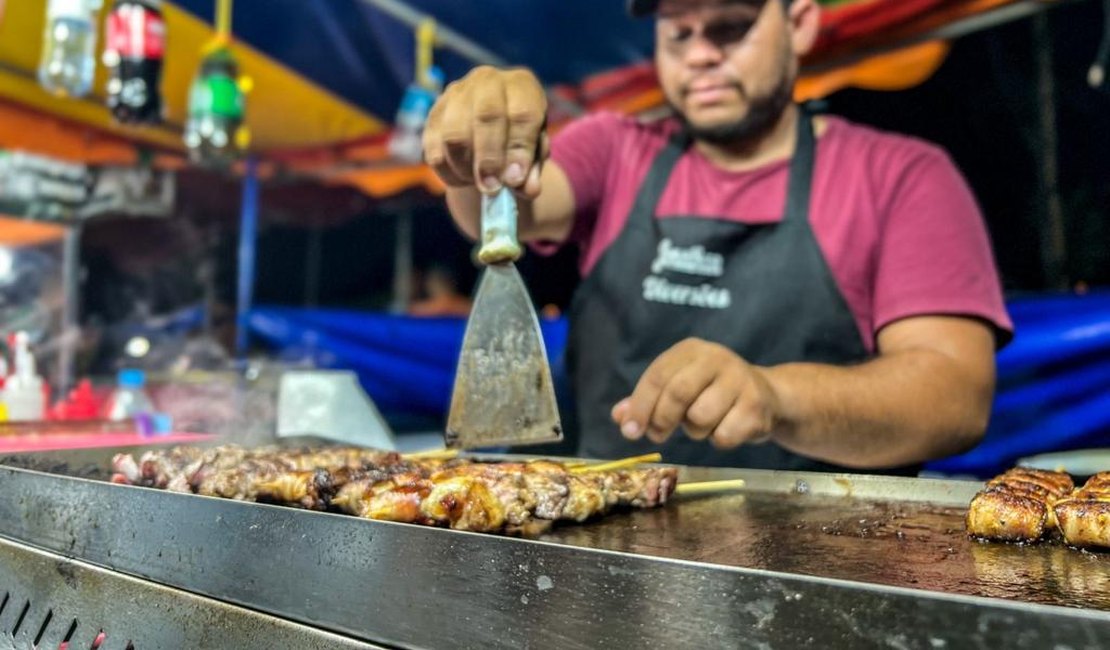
[545, 111, 1013, 352]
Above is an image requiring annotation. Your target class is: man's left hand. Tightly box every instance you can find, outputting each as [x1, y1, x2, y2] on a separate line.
[610, 338, 782, 448]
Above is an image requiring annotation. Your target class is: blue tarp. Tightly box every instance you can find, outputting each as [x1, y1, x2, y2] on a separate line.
[249, 292, 1110, 477]
[248, 306, 568, 419]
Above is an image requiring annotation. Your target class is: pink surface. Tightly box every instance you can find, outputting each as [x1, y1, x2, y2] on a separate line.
[0, 432, 216, 454]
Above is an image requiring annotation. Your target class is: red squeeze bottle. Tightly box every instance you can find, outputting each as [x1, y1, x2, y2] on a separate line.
[50, 379, 101, 420]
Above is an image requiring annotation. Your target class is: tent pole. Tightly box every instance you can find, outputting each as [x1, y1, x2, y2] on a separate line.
[354, 0, 582, 117]
[358, 0, 507, 68]
[1033, 12, 1068, 290]
[236, 157, 260, 357]
[55, 222, 81, 395]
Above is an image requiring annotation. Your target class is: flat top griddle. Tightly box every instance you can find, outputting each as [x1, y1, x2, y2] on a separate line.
[1, 444, 1108, 649]
[5, 445, 1107, 611]
[544, 490, 1110, 611]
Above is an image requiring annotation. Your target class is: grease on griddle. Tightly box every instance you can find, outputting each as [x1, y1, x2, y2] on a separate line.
[816, 502, 961, 543]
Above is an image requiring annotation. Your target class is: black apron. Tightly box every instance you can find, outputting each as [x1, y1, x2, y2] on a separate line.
[563, 108, 918, 474]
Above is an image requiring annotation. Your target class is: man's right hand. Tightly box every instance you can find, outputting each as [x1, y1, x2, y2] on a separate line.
[423, 66, 549, 199]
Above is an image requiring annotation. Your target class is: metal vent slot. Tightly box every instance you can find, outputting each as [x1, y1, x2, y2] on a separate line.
[62, 618, 78, 642]
[0, 591, 8, 617]
[33, 608, 53, 646]
[11, 599, 29, 636]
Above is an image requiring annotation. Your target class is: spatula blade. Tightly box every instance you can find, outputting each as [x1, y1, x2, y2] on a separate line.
[446, 263, 562, 449]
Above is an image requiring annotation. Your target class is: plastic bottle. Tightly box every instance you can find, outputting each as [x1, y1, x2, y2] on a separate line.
[104, 0, 166, 124]
[105, 368, 155, 433]
[183, 46, 249, 165]
[38, 0, 102, 98]
[4, 333, 45, 421]
[50, 379, 101, 420]
[388, 66, 444, 163]
[0, 352, 8, 422]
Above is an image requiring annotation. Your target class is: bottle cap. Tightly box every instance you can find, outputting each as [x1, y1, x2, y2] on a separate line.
[118, 368, 146, 388]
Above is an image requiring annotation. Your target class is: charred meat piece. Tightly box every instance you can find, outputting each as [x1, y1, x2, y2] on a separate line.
[604, 467, 679, 508]
[967, 467, 1074, 541]
[1080, 472, 1110, 492]
[333, 471, 435, 524]
[1054, 473, 1110, 549]
[988, 468, 1074, 499]
[254, 468, 334, 509]
[1054, 497, 1110, 549]
[281, 447, 403, 472]
[430, 463, 534, 526]
[563, 474, 609, 522]
[255, 466, 371, 509]
[520, 464, 570, 520]
[140, 445, 210, 489]
[255, 466, 401, 510]
[194, 456, 297, 500]
[421, 475, 507, 532]
[966, 488, 1048, 542]
[110, 453, 141, 485]
[125, 445, 413, 501]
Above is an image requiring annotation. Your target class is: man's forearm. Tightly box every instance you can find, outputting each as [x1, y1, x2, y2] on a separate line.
[765, 348, 994, 469]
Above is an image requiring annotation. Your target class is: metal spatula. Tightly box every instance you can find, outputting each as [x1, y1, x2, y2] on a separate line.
[445, 188, 562, 450]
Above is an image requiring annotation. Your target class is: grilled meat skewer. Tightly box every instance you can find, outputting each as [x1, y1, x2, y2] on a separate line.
[110, 445, 678, 536]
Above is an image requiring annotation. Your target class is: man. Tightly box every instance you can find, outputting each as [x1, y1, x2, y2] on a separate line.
[408, 265, 473, 317]
[422, 0, 1012, 473]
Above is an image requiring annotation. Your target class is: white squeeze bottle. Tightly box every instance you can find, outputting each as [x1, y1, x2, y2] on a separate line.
[4, 332, 45, 421]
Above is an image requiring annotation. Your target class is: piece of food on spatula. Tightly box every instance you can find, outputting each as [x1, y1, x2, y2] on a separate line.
[1054, 472, 1110, 549]
[966, 467, 1074, 542]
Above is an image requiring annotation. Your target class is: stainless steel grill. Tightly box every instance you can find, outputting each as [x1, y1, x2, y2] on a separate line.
[0, 537, 380, 649]
[1, 444, 1108, 649]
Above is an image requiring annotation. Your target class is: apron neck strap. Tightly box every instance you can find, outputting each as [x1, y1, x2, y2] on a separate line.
[782, 105, 816, 225]
[628, 106, 817, 226]
[626, 128, 690, 228]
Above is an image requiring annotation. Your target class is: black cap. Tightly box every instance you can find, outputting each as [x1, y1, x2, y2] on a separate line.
[628, 0, 658, 17]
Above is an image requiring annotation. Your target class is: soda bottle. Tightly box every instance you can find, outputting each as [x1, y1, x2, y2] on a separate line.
[104, 0, 166, 124]
[388, 66, 444, 164]
[38, 0, 102, 98]
[183, 46, 249, 166]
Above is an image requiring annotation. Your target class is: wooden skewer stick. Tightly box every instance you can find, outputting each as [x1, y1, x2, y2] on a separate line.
[403, 448, 460, 461]
[571, 453, 663, 474]
[674, 479, 747, 495]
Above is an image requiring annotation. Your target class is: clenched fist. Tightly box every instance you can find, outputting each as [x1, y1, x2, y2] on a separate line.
[611, 338, 783, 449]
[422, 65, 549, 197]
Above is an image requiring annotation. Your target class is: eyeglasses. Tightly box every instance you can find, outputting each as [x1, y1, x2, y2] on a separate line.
[658, 2, 767, 56]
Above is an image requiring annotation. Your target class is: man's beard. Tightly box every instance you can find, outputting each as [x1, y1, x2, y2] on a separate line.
[671, 73, 795, 146]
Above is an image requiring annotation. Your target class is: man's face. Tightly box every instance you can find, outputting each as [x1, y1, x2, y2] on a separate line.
[655, 0, 798, 144]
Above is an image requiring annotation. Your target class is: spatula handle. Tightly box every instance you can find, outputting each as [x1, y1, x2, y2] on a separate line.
[478, 188, 523, 265]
